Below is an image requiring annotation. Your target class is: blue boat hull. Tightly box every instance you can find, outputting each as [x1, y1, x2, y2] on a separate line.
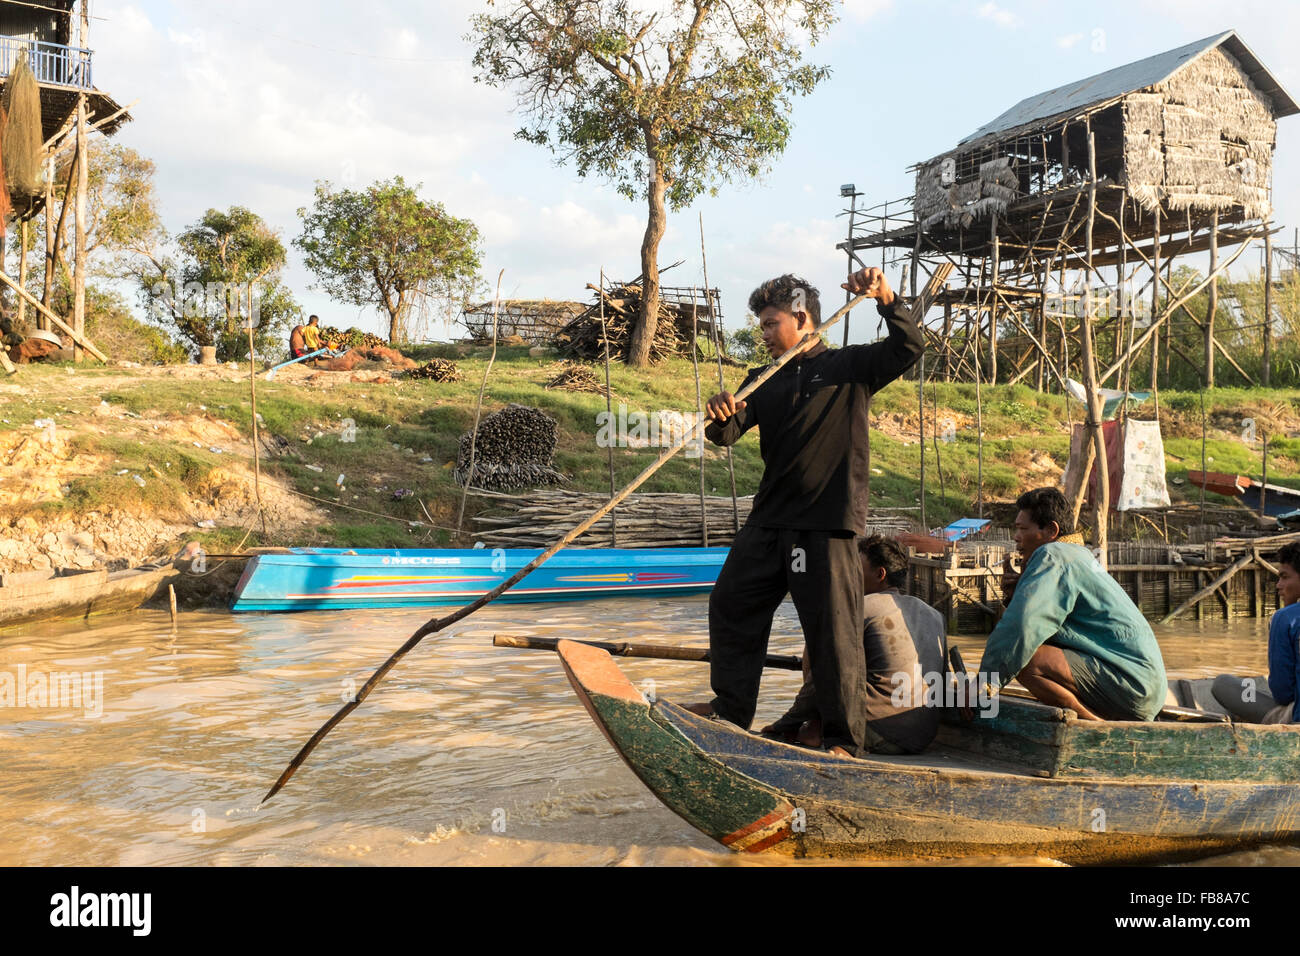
[231, 547, 729, 612]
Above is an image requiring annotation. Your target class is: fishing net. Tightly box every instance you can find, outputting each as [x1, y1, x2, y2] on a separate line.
[0, 103, 10, 233]
[2, 55, 43, 203]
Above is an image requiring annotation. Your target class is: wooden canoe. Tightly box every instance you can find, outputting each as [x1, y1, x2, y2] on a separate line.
[0, 563, 176, 630]
[557, 639, 1300, 864]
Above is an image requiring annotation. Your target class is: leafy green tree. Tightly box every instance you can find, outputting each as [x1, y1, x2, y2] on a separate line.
[470, 0, 836, 366]
[294, 177, 482, 345]
[133, 206, 299, 361]
[9, 142, 164, 311]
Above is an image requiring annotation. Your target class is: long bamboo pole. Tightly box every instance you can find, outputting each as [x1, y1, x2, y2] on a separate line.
[494, 634, 801, 670]
[262, 264, 953, 802]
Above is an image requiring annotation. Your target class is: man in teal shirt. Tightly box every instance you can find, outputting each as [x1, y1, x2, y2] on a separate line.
[977, 488, 1166, 721]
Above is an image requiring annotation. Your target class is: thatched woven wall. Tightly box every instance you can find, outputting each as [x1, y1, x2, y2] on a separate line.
[1128, 46, 1275, 218]
[914, 153, 1018, 231]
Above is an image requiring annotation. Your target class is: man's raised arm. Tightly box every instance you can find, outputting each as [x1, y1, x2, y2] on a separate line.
[839, 267, 924, 393]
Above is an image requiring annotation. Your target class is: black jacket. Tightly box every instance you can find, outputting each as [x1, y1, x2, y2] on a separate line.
[705, 296, 923, 534]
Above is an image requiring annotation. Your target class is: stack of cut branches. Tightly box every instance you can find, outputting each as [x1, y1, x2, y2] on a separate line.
[543, 360, 608, 396]
[454, 403, 565, 490]
[407, 358, 464, 382]
[551, 279, 717, 364]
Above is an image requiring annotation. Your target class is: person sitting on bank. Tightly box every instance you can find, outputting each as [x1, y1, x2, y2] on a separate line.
[1211, 542, 1300, 723]
[761, 535, 947, 755]
[289, 321, 308, 359]
[975, 487, 1167, 721]
[302, 315, 323, 352]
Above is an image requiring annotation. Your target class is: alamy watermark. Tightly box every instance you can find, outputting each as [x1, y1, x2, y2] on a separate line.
[0, 664, 103, 718]
[891, 669, 1002, 718]
[596, 404, 705, 458]
[147, 279, 268, 327]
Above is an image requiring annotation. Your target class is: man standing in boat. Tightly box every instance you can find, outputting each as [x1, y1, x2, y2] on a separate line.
[687, 267, 923, 757]
[977, 487, 1166, 721]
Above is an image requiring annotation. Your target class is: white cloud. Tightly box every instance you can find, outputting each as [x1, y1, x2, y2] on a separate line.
[976, 2, 1019, 28]
[1057, 32, 1085, 49]
[842, 0, 894, 23]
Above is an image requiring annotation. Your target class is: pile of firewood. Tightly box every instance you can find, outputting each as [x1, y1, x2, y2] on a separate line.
[318, 325, 389, 350]
[408, 359, 464, 382]
[467, 489, 919, 548]
[552, 281, 705, 364]
[454, 403, 565, 490]
[543, 360, 608, 396]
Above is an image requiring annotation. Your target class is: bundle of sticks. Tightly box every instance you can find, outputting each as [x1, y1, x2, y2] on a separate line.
[543, 360, 608, 396]
[454, 403, 565, 490]
[467, 489, 916, 548]
[407, 358, 464, 382]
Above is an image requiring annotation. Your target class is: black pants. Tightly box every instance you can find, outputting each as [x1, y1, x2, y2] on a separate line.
[708, 524, 866, 752]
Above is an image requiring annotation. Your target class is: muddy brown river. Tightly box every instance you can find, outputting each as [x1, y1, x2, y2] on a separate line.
[0, 596, 1293, 866]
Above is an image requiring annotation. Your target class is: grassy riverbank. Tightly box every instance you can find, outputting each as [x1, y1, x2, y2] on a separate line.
[1, 347, 1299, 570]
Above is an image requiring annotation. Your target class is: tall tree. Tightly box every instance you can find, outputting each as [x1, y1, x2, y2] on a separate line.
[295, 177, 482, 345]
[470, 0, 835, 366]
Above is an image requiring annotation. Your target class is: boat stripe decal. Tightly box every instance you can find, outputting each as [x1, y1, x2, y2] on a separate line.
[720, 809, 793, 852]
[278, 581, 713, 600]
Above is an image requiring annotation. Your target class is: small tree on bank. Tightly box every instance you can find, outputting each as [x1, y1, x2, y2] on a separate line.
[295, 177, 482, 345]
[470, 0, 836, 366]
[132, 206, 298, 361]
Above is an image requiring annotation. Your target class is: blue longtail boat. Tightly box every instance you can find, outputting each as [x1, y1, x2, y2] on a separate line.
[231, 547, 728, 612]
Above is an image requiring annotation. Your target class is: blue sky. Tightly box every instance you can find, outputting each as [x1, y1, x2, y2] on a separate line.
[94, 0, 1300, 344]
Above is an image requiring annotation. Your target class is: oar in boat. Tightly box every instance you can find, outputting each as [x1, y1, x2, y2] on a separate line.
[493, 633, 802, 670]
[260, 264, 954, 803]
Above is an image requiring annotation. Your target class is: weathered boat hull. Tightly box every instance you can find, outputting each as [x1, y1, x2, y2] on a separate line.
[0, 564, 176, 630]
[557, 639, 1300, 864]
[231, 547, 729, 612]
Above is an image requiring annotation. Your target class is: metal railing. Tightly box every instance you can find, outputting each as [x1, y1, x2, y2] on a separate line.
[0, 36, 92, 89]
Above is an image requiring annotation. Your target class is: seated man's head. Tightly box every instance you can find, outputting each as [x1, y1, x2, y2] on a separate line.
[748, 275, 820, 358]
[1278, 543, 1300, 607]
[1013, 487, 1073, 560]
[859, 534, 908, 594]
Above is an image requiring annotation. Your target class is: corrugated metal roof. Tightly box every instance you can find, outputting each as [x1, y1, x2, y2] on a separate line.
[957, 30, 1298, 147]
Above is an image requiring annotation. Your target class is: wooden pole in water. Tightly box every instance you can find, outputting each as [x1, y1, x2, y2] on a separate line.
[168, 584, 177, 628]
[261, 265, 953, 802]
